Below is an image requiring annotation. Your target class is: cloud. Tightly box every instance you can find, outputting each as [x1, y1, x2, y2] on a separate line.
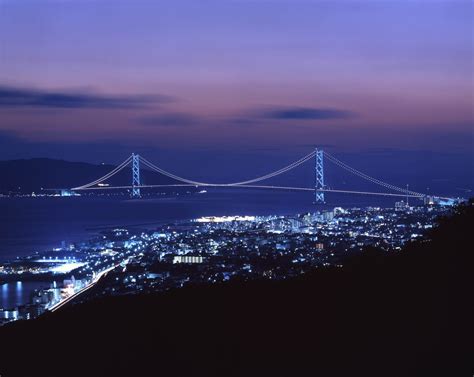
[257, 107, 354, 120]
[138, 113, 198, 127]
[135, 106, 354, 130]
[0, 85, 174, 109]
[138, 113, 260, 128]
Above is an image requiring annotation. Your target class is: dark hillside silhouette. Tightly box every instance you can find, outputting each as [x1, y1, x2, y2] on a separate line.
[0, 201, 472, 377]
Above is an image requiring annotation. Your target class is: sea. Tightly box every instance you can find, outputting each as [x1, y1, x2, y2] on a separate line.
[0, 189, 399, 309]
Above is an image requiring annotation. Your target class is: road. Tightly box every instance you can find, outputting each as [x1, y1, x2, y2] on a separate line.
[48, 264, 119, 313]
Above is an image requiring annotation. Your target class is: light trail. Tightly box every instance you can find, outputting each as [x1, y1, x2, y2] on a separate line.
[48, 263, 119, 313]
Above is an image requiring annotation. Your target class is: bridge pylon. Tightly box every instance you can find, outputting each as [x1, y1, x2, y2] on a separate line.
[131, 153, 141, 198]
[315, 148, 325, 203]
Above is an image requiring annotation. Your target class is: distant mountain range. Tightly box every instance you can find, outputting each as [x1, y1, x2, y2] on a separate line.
[0, 158, 175, 193]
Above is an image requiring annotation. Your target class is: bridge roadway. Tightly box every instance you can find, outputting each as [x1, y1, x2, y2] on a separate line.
[73, 183, 427, 199]
[64, 150, 457, 201]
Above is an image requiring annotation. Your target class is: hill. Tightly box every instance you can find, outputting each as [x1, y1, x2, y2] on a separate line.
[0, 158, 177, 193]
[0, 202, 472, 377]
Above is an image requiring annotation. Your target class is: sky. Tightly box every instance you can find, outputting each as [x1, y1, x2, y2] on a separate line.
[0, 0, 472, 193]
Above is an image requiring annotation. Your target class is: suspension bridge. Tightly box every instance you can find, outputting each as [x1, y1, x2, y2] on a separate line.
[68, 149, 458, 204]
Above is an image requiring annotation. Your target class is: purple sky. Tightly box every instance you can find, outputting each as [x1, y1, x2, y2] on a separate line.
[0, 0, 472, 192]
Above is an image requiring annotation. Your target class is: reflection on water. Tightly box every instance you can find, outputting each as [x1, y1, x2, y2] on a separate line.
[0, 192, 398, 262]
[0, 191, 402, 310]
[1, 281, 52, 310]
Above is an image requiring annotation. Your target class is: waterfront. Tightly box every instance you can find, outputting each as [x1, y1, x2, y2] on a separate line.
[1, 191, 449, 317]
[0, 189, 407, 312]
[1, 281, 53, 310]
[0, 189, 398, 262]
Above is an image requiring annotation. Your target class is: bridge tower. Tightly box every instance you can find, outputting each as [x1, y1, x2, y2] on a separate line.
[315, 148, 325, 203]
[131, 153, 141, 198]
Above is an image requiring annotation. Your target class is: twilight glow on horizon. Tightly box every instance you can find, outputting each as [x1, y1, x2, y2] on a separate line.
[0, 0, 472, 174]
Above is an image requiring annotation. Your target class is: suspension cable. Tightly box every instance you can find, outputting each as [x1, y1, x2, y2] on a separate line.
[228, 150, 316, 185]
[139, 157, 207, 185]
[139, 150, 317, 186]
[71, 150, 426, 198]
[324, 152, 421, 195]
[71, 156, 132, 190]
[324, 152, 424, 197]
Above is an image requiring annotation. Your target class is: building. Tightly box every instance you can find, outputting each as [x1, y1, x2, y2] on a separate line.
[173, 255, 204, 264]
